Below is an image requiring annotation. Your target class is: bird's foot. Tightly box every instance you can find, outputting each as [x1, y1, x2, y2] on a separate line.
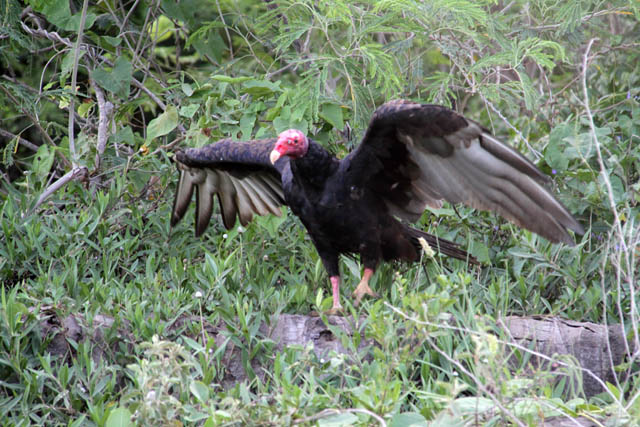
[352, 280, 379, 307]
[309, 303, 344, 317]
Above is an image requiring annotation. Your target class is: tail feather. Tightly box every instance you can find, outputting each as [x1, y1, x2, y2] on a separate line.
[406, 226, 479, 265]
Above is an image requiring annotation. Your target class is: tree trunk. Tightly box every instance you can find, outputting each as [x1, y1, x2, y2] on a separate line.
[40, 310, 631, 398]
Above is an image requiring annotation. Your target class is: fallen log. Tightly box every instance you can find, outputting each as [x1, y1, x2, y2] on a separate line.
[501, 316, 630, 398]
[39, 310, 631, 398]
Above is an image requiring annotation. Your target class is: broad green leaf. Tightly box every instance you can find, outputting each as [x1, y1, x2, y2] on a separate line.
[180, 104, 199, 118]
[451, 397, 495, 414]
[60, 50, 85, 86]
[469, 240, 490, 264]
[192, 32, 226, 63]
[190, 380, 210, 402]
[320, 103, 344, 130]
[77, 100, 94, 118]
[102, 36, 122, 47]
[211, 75, 252, 84]
[545, 124, 573, 172]
[181, 83, 194, 97]
[146, 106, 179, 143]
[318, 412, 359, 426]
[113, 126, 135, 145]
[255, 209, 287, 239]
[32, 144, 54, 184]
[242, 79, 282, 97]
[148, 15, 175, 43]
[105, 407, 133, 427]
[31, 0, 96, 31]
[239, 113, 256, 140]
[391, 412, 429, 427]
[91, 56, 132, 99]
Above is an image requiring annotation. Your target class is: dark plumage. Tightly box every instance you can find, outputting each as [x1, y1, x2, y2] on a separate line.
[171, 100, 584, 313]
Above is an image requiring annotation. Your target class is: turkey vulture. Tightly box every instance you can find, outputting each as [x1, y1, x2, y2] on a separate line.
[171, 100, 584, 313]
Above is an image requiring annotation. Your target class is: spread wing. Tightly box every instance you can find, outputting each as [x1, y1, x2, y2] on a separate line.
[344, 100, 584, 245]
[171, 138, 287, 236]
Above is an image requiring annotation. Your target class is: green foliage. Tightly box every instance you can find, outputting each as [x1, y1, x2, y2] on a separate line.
[1, 0, 639, 425]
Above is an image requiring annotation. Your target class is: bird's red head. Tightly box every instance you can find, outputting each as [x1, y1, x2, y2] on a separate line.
[270, 129, 309, 164]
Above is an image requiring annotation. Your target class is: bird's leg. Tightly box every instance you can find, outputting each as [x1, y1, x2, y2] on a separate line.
[352, 267, 379, 306]
[310, 250, 343, 316]
[325, 275, 343, 315]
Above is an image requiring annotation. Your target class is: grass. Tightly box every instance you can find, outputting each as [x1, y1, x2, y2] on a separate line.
[1, 160, 637, 425]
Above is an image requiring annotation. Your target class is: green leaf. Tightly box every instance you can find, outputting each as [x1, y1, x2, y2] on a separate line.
[178, 83, 192, 97]
[148, 15, 174, 43]
[91, 56, 132, 99]
[451, 397, 495, 414]
[545, 124, 573, 172]
[31, 0, 96, 31]
[113, 126, 135, 145]
[320, 103, 344, 130]
[77, 100, 93, 118]
[469, 240, 490, 264]
[211, 75, 252, 84]
[102, 36, 122, 47]
[318, 412, 359, 426]
[273, 106, 308, 134]
[239, 113, 256, 139]
[32, 144, 55, 184]
[60, 50, 85, 86]
[192, 32, 226, 63]
[241, 79, 282, 97]
[179, 104, 199, 118]
[190, 380, 210, 402]
[105, 407, 133, 427]
[146, 106, 179, 143]
[391, 412, 429, 427]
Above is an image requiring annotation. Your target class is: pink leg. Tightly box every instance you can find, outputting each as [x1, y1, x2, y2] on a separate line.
[330, 275, 343, 313]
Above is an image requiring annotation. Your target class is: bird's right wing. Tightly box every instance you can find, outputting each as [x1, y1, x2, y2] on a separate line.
[171, 138, 287, 236]
[344, 100, 584, 245]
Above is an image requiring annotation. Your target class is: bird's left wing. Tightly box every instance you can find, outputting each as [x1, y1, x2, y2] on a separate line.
[171, 138, 287, 236]
[344, 100, 584, 245]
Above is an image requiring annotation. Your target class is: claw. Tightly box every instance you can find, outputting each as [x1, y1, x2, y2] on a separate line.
[352, 268, 379, 306]
[309, 303, 343, 317]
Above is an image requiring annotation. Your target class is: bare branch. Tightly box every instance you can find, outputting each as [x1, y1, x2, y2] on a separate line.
[90, 80, 114, 171]
[0, 128, 39, 152]
[67, 0, 90, 166]
[31, 166, 88, 213]
[581, 38, 640, 359]
[216, 0, 234, 60]
[385, 303, 622, 405]
[0, 80, 70, 168]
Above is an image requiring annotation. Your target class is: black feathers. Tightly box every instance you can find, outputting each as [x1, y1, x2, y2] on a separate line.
[171, 100, 583, 304]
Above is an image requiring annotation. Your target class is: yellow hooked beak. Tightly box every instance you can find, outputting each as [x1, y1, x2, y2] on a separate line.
[269, 149, 282, 164]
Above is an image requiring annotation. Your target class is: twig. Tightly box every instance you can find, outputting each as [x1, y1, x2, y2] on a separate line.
[68, 0, 90, 166]
[0, 128, 39, 152]
[506, 8, 632, 36]
[581, 39, 626, 253]
[385, 302, 622, 406]
[581, 38, 639, 357]
[216, 0, 233, 60]
[20, 20, 73, 47]
[31, 166, 88, 213]
[90, 80, 114, 171]
[0, 79, 70, 168]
